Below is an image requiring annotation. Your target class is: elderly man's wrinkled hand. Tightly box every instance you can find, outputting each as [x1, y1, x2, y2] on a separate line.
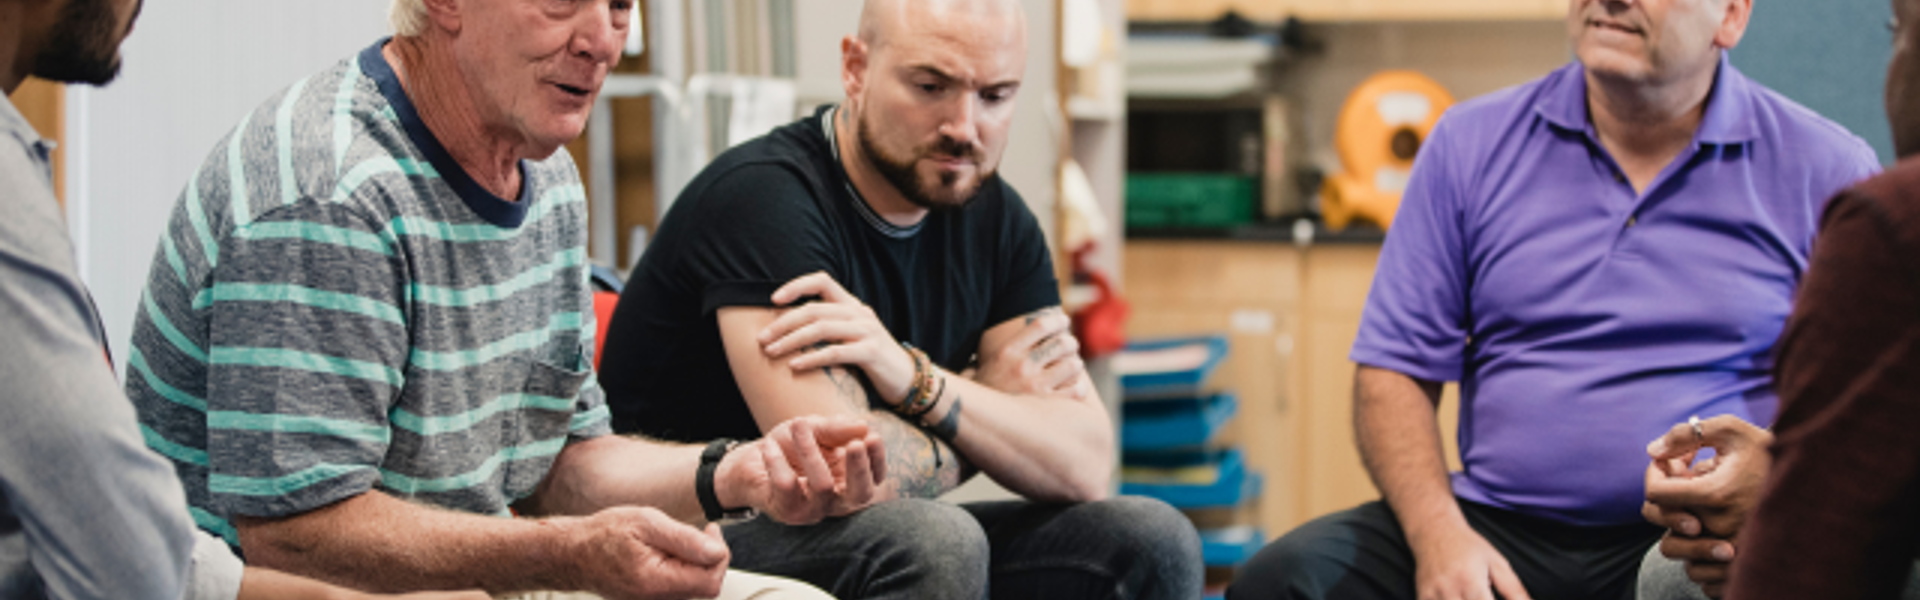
[562, 506, 730, 600]
[721, 415, 888, 525]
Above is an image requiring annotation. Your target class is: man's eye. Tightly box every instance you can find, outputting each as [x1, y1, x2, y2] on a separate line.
[919, 84, 943, 94]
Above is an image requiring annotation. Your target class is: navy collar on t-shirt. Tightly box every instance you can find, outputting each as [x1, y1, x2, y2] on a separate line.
[358, 38, 531, 229]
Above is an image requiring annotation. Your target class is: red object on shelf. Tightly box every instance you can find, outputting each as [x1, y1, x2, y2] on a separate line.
[1070, 246, 1130, 360]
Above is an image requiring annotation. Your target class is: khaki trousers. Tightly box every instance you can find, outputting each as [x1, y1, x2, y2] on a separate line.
[498, 570, 836, 600]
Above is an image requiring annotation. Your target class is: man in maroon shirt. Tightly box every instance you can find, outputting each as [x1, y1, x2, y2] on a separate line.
[1637, 0, 1920, 598]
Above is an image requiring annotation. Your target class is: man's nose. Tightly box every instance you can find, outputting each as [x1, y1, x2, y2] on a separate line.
[570, 2, 625, 65]
[937, 94, 980, 148]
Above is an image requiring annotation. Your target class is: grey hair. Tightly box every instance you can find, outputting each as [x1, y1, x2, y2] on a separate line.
[390, 0, 428, 37]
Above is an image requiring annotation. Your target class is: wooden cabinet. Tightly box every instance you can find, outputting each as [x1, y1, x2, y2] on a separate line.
[1124, 240, 1462, 537]
[9, 78, 62, 205]
[1126, 0, 1564, 22]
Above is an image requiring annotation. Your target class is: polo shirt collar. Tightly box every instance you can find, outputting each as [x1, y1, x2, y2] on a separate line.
[1536, 51, 1757, 146]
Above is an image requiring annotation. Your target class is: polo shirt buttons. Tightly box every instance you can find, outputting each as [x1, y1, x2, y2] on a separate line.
[1627, 215, 1638, 227]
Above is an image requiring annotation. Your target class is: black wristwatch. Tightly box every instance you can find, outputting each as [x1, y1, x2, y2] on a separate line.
[697, 438, 759, 523]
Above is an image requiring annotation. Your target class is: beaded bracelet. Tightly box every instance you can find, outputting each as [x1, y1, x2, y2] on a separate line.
[902, 371, 945, 422]
[897, 343, 940, 419]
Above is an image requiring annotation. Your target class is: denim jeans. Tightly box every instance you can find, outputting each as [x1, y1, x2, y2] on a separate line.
[721, 496, 1203, 600]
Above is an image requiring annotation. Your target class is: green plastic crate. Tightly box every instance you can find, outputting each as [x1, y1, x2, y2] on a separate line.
[1125, 174, 1256, 228]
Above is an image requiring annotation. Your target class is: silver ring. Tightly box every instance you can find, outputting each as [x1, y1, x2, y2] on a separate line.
[1688, 415, 1704, 444]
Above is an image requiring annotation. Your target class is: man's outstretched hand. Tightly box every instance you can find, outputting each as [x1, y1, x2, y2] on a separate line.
[719, 414, 888, 524]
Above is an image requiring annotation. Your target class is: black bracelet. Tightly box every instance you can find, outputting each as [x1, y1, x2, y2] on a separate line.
[931, 396, 963, 442]
[696, 439, 757, 522]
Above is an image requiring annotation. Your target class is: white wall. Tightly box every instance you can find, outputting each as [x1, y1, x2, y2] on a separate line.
[69, 1, 393, 367]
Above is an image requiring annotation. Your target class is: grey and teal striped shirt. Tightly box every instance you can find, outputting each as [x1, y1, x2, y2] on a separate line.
[127, 39, 611, 550]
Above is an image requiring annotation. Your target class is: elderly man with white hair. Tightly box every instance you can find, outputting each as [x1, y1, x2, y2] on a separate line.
[125, 1, 880, 598]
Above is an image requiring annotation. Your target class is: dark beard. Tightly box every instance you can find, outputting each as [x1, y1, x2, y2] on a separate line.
[855, 109, 992, 210]
[32, 0, 132, 85]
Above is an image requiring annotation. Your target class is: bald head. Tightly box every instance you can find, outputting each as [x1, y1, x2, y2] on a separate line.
[837, 0, 1029, 211]
[857, 0, 1026, 56]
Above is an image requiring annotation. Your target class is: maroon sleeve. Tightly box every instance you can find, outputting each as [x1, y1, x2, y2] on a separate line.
[1729, 188, 1920, 600]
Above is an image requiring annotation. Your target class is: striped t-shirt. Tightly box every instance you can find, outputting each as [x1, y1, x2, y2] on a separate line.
[126, 39, 612, 550]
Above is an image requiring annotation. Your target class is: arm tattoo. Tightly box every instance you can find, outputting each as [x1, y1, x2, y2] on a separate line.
[1029, 335, 1063, 365]
[931, 396, 962, 442]
[1022, 306, 1062, 326]
[869, 412, 970, 499]
[811, 345, 971, 497]
[822, 365, 866, 412]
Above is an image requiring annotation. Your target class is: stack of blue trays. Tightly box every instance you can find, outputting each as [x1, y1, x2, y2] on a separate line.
[1120, 448, 1263, 509]
[1122, 392, 1239, 452]
[1116, 335, 1264, 570]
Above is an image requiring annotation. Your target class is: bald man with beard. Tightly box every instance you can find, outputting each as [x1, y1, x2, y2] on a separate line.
[596, 1, 1203, 598]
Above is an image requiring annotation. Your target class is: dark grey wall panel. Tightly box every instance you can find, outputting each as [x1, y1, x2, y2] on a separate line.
[1732, 0, 1895, 164]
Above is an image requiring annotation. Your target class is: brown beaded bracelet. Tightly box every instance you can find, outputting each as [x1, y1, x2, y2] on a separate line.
[897, 343, 939, 419]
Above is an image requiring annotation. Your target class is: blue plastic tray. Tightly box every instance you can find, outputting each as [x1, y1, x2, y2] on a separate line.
[1117, 335, 1230, 397]
[1121, 392, 1238, 451]
[1120, 448, 1263, 509]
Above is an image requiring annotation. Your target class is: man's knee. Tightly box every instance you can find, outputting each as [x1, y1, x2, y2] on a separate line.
[1227, 505, 1408, 600]
[1636, 544, 1710, 600]
[1082, 496, 1203, 571]
[1085, 496, 1204, 597]
[849, 499, 989, 581]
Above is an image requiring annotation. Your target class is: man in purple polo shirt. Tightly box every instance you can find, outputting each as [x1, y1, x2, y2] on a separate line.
[1227, 1, 1878, 599]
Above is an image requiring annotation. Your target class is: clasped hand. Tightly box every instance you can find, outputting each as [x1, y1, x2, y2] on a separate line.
[1641, 415, 1773, 599]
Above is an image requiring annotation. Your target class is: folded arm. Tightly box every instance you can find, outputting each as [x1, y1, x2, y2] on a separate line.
[723, 272, 1114, 503]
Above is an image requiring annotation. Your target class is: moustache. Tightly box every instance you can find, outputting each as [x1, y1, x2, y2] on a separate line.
[925, 136, 985, 163]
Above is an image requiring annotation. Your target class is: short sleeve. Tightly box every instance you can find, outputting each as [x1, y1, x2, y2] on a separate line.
[986, 185, 1062, 326]
[681, 163, 842, 313]
[569, 377, 613, 440]
[184, 530, 243, 600]
[1349, 115, 1472, 382]
[204, 201, 404, 518]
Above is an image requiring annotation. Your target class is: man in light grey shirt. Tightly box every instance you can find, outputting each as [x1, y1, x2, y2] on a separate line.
[0, 0, 484, 598]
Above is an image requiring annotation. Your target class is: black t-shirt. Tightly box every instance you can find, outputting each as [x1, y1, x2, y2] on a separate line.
[598, 105, 1060, 442]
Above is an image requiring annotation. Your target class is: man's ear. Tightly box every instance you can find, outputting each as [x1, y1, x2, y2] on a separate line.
[1712, 0, 1753, 49]
[421, 0, 462, 34]
[841, 36, 869, 110]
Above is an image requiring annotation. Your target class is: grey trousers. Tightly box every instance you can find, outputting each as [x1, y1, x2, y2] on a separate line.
[1635, 545, 1920, 600]
[720, 496, 1203, 600]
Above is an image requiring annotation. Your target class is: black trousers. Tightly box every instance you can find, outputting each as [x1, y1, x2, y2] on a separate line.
[1226, 499, 1662, 600]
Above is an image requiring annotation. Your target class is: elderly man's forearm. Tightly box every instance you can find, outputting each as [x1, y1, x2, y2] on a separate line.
[237, 492, 576, 594]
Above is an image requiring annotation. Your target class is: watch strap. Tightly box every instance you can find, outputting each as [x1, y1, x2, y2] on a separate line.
[696, 438, 735, 522]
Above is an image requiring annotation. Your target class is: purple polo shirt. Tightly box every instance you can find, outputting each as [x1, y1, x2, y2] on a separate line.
[1351, 55, 1878, 526]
